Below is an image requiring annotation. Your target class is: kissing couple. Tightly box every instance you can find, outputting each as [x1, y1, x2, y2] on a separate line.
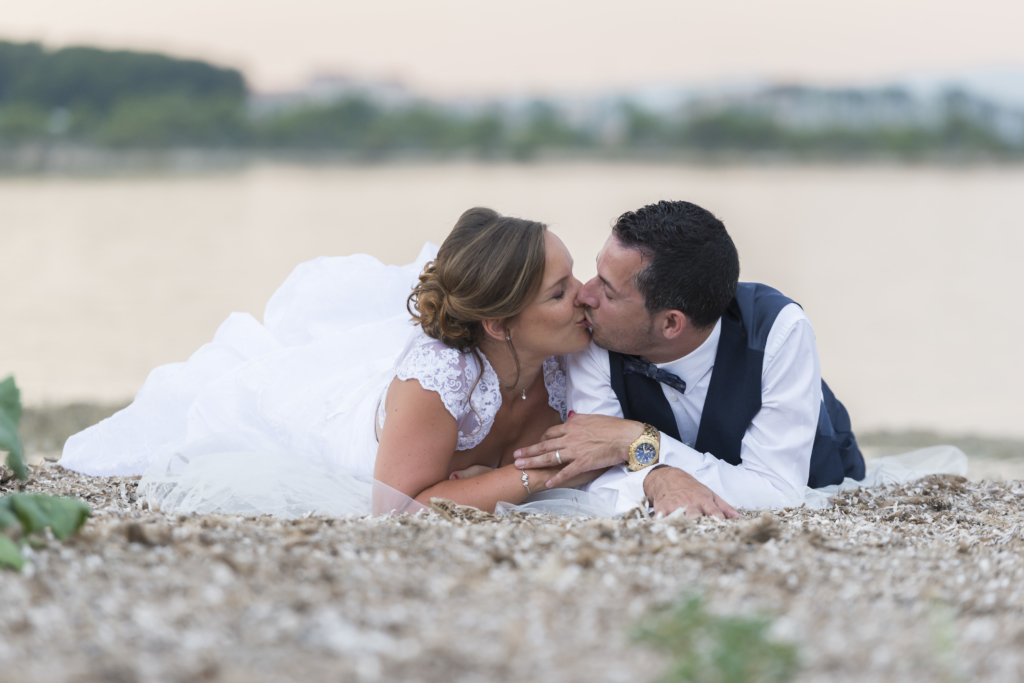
[63, 200, 866, 519]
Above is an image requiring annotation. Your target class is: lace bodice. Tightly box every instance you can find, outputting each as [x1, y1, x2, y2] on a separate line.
[377, 330, 568, 450]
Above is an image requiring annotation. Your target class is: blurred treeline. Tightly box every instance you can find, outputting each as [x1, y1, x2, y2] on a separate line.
[0, 41, 247, 147]
[2, 40, 1022, 161]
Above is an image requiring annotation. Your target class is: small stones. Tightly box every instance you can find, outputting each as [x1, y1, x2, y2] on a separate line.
[429, 498, 497, 524]
[123, 521, 173, 546]
[4, 461, 1024, 682]
[740, 513, 781, 544]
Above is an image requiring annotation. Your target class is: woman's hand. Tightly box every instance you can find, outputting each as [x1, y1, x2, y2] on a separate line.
[449, 465, 494, 481]
[520, 466, 563, 493]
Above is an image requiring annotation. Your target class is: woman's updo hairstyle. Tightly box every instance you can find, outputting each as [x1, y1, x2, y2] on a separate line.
[408, 207, 547, 353]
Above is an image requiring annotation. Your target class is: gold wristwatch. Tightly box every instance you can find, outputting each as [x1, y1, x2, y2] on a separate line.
[626, 423, 661, 471]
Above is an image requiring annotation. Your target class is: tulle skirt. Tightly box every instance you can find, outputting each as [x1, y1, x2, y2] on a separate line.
[63, 245, 443, 516]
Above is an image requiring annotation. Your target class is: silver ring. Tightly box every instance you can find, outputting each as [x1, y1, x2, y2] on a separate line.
[555, 450, 562, 465]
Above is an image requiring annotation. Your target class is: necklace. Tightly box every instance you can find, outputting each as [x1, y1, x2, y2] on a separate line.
[498, 371, 540, 400]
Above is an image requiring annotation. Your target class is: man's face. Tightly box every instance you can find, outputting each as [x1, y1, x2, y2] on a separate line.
[576, 235, 656, 355]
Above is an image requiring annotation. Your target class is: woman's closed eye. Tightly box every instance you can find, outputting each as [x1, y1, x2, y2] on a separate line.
[552, 289, 565, 300]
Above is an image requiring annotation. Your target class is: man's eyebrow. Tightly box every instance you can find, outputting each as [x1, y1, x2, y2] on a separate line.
[599, 275, 621, 296]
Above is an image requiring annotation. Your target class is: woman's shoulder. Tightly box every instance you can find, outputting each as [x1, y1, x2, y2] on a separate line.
[391, 330, 501, 450]
[394, 330, 490, 412]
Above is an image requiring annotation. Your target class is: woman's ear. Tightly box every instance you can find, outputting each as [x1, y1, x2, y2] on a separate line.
[481, 318, 507, 342]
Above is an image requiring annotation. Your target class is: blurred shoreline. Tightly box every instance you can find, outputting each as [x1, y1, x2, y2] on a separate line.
[4, 145, 1024, 176]
[5, 163, 1023, 436]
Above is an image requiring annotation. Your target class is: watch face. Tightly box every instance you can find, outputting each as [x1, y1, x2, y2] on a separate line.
[635, 442, 657, 465]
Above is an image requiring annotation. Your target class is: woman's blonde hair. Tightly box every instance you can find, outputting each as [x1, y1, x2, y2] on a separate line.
[408, 207, 547, 382]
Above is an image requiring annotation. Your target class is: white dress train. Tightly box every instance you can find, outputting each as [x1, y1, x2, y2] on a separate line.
[62, 244, 583, 517]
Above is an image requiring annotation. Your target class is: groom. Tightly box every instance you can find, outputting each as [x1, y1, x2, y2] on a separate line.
[514, 200, 865, 517]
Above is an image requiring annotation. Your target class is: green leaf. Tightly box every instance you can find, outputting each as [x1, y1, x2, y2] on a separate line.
[9, 494, 91, 540]
[0, 535, 24, 571]
[0, 411, 27, 482]
[0, 376, 26, 482]
[0, 497, 19, 531]
[635, 595, 799, 683]
[0, 376, 22, 426]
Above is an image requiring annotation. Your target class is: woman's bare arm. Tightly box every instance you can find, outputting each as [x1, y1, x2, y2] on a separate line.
[373, 377, 559, 512]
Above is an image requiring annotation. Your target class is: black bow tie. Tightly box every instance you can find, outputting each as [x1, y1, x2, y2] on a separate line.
[621, 355, 687, 395]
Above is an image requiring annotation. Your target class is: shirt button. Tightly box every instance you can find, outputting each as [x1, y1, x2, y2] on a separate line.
[668, 393, 678, 402]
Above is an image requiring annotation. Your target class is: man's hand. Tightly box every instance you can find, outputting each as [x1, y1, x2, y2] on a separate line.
[644, 466, 741, 520]
[513, 413, 644, 489]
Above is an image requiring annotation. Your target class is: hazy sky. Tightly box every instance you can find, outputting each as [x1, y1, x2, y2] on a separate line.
[2, 0, 1023, 95]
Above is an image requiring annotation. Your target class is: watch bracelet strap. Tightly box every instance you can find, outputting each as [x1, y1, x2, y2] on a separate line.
[626, 423, 662, 471]
[643, 423, 660, 442]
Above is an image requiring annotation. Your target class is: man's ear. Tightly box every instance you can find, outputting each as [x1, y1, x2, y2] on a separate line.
[481, 318, 507, 342]
[660, 310, 688, 340]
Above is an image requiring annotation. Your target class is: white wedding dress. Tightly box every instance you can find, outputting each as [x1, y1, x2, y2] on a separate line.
[62, 244, 608, 517]
[62, 244, 968, 519]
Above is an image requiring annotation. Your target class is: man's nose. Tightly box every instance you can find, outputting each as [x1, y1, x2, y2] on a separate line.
[576, 277, 600, 308]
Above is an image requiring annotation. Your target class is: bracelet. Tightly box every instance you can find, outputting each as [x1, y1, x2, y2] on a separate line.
[521, 469, 532, 495]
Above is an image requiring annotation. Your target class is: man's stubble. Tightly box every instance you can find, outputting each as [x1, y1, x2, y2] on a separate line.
[587, 307, 658, 359]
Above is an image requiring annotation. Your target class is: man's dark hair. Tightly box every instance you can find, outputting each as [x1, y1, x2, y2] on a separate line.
[613, 200, 740, 329]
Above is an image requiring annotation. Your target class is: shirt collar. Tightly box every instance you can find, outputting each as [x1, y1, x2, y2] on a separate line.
[655, 317, 721, 390]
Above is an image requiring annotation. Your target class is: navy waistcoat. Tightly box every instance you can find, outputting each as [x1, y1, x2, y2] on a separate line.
[608, 282, 865, 488]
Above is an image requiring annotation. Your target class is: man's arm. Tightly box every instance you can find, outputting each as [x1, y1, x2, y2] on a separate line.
[517, 305, 820, 514]
[611, 305, 820, 509]
[517, 341, 736, 517]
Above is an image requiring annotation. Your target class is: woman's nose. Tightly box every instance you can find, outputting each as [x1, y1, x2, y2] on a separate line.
[576, 277, 600, 308]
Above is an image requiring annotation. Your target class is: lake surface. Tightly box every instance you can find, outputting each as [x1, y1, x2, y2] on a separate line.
[2, 162, 1022, 437]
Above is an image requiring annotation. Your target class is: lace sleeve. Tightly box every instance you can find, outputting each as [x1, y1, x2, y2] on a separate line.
[543, 356, 568, 422]
[391, 332, 501, 450]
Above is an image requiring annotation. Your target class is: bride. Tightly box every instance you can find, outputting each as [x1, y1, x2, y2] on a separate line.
[62, 208, 599, 516]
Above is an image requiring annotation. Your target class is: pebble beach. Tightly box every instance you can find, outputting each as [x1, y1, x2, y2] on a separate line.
[3, 431, 1024, 682]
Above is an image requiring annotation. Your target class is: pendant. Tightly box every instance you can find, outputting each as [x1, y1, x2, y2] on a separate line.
[521, 390, 527, 400]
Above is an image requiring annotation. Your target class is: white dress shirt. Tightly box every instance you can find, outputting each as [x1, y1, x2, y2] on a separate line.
[567, 303, 822, 514]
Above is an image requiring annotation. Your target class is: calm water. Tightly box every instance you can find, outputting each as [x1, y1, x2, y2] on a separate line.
[2, 162, 1022, 437]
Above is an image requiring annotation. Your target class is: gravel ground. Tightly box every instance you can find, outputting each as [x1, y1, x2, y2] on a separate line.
[2, 460, 1024, 683]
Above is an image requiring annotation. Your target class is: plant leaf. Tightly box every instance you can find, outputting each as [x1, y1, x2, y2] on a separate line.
[0, 535, 24, 571]
[0, 410, 27, 482]
[0, 497, 19, 531]
[0, 377, 26, 481]
[0, 376, 21, 426]
[9, 494, 91, 540]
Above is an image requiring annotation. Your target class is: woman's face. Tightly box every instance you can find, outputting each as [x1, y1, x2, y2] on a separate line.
[509, 231, 591, 358]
